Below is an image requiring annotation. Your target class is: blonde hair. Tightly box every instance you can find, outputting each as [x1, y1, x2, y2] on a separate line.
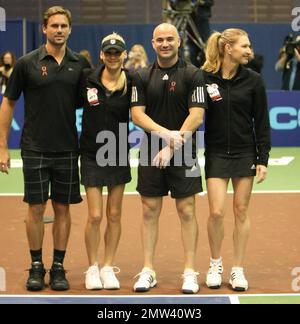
[101, 32, 127, 95]
[202, 28, 248, 73]
[125, 44, 149, 70]
[132, 44, 148, 65]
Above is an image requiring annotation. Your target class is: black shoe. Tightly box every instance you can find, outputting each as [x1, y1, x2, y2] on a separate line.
[49, 262, 69, 291]
[26, 261, 46, 291]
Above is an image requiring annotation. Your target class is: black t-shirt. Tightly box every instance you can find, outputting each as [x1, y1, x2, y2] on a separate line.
[4, 45, 90, 152]
[131, 59, 207, 158]
[80, 65, 131, 159]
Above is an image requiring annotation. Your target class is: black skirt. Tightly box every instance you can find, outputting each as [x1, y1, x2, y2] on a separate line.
[204, 154, 257, 179]
[80, 154, 131, 187]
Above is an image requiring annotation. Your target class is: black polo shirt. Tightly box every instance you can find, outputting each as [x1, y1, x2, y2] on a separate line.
[131, 59, 206, 128]
[131, 59, 207, 157]
[4, 45, 90, 152]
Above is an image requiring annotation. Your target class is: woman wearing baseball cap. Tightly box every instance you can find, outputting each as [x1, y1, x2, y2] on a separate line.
[80, 32, 131, 290]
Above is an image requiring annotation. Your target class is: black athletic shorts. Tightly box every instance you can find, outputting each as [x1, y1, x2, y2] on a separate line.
[21, 150, 82, 204]
[205, 154, 257, 179]
[80, 154, 131, 187]
[137, 163, 203, 199]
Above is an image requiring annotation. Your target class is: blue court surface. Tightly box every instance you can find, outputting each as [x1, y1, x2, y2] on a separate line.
[0, 295, 232, 304]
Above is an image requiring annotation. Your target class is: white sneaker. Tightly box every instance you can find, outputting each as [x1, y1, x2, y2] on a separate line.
[206, 257, 223, 289]
[85, 263, 102, 290]
[229, 267, 248, 291]
[100, 266, 120, 290]
[182, 269, 200, 294]
[133, 267, 157, 292]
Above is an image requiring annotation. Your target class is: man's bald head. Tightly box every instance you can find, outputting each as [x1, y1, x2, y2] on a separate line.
[153, 23, 180, 40]
[151, 23, 181, 67]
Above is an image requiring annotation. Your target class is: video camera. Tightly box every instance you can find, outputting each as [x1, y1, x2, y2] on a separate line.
[169, 0, 197, 12]
[164, 0, 205, 65]
[283, 33, 300, 56]
[286, 39, 300, 56]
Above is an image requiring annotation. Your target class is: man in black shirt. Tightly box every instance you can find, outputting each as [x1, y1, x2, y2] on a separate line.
[0, 6, 90, 291]
[131, 23, 206, 294]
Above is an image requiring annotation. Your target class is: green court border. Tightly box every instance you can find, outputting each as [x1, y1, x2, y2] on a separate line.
[239, 295, 300, 304]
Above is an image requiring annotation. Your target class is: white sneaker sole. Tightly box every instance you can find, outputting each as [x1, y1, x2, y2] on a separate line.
[206, 282, 221, 289]
[103, 283, 120, 290]
[229, 279, 248, 291]
[85, 283, 102, 290]
[182, 286, 199, 294]
[134, 279, 157, 292]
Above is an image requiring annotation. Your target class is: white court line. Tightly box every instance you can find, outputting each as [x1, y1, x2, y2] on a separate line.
[233, 293, 300, 297]
[8, 156, 296, 169]
[231, 190, 300, 193]
[0, 294, 222, 298]
[1, 191, 300, 197]
[229, 295, 240, 304]
[0, 293, 299, 298]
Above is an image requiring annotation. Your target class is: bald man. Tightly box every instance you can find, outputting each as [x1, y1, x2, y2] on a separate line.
[131, 23, 207, 294]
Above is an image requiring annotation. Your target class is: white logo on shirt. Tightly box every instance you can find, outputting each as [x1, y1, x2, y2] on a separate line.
[162, 74, 169, 80]
[131, 86, 138, 103]
[191, 86, 205, 103]
[87, 88, 99, 106]
[206, 83, 222, 102]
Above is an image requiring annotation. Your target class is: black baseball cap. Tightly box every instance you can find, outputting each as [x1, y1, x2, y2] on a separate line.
[101, 38, 126, 52]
